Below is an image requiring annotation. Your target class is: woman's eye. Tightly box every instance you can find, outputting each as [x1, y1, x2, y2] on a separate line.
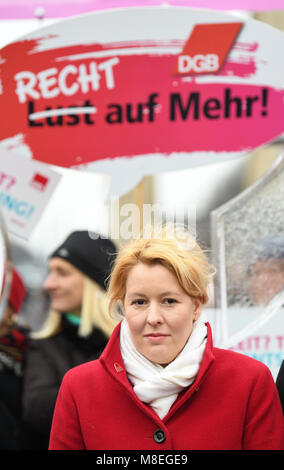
[57, 269, 70, 276]
[132, 299, 146, 306]
[164, 298, 177, 305]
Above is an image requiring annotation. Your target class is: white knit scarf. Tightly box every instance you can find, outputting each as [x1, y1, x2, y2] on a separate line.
[120, 313, 208, 419]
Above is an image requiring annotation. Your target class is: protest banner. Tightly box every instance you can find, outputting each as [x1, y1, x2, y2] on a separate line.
[1, 7, 284, 198]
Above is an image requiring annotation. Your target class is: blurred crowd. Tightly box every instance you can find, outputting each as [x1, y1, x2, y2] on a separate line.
[0, 230, 119, 449]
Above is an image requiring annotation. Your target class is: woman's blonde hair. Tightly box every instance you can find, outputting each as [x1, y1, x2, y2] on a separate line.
[32, 275, 118, 339]
[108, 225, 215, 317]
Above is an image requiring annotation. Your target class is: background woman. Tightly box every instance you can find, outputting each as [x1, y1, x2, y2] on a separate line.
[23, 230, 118, 448]
[49, 228, 284, 450]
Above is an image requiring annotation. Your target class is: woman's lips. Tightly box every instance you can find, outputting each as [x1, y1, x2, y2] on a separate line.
[50, 294, 62, 300]
[144, 333, 170, 342]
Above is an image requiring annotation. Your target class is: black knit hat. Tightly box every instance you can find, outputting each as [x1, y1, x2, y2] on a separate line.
[50, 231, 117, 290]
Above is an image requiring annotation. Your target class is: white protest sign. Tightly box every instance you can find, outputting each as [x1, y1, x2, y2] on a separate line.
[0, 146, 61, 238]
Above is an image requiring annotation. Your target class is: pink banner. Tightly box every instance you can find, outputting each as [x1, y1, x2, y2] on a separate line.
[0, 0, 283, 19]
[1, 7, 284, 199]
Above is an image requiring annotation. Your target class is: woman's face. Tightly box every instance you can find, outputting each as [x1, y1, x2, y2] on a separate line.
[44, 257, 84, 312]
[123, 262, 202, 366]
[248, 258, 284, 305]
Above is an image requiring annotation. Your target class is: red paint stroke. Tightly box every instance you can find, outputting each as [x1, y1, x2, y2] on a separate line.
[233, 41, 258, 53]
[220, 56, 257, 78]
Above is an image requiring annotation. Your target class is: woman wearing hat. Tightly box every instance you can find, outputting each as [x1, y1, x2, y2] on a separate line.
[49, 228, 284, 450]
[22, 231, 118, 448]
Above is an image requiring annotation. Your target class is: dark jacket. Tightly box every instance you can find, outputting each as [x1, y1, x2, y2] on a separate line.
[49, 322, 284, 450]
[22, 315, 108, 449]
[0, 325, 37, 449]
[276, 360, 284, 414]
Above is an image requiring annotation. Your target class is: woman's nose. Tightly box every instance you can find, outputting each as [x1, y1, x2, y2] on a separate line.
[44, 273, 57, 291]
[146, 302, 163, 325]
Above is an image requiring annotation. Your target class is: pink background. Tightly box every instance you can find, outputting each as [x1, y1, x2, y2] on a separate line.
[0, 0, 283, 19]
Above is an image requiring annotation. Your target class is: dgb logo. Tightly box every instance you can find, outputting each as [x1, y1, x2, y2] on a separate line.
[178, 53, 219, 74]
[173, 23, 243, 76]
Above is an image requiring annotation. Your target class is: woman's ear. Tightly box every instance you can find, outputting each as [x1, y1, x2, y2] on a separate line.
[192, 297, 202, 321]
[117, 299, 125, 316]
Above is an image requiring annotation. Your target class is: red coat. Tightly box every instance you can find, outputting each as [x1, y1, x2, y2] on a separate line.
[49, 322, 284, 450]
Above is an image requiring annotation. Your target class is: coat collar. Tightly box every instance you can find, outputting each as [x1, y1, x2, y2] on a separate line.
[100, 321, 135, 392]
[100, 320, 215, 422]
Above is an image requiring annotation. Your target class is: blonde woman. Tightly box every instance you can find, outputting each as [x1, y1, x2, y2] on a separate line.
[49, 228, 284, 450]
[22, 231, 118, 449]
